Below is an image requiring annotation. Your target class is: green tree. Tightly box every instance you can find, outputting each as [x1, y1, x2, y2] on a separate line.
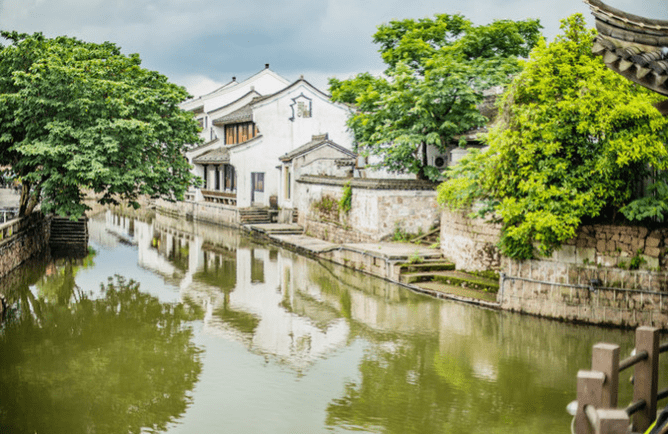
[0, 32, 201, 218]
[438, 14, 668, 260]
[329, 14, 542, 180]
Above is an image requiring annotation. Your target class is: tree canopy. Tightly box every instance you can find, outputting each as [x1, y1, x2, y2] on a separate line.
[438, 15, 668, 260]
[329, 14, 542, 180]
[0, 31, 200, 218]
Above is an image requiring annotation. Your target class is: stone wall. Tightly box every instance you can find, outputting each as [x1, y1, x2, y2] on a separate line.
[500, 259, 668, 328]
[440, 209, 668, 327]
[156, 198, 239, 227]
[297, 176, 439, 243]
[440, 210, 502, 272]
[0, 212, 50, 279]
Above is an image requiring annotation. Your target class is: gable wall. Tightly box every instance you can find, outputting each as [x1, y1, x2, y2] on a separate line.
[230, 85, 353, 208]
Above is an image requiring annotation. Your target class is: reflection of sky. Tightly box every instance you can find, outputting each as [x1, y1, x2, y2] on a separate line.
[77, 240, 183, 305]
[168, 327, 366, 434]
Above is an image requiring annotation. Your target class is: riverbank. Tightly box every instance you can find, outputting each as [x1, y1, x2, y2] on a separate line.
[242, 222, 501, 310]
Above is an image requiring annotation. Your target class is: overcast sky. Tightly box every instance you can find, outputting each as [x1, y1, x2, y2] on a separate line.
[1, 0, 666, 97]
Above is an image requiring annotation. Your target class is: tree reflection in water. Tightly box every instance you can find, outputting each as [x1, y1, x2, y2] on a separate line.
[0, 270, 203, 434]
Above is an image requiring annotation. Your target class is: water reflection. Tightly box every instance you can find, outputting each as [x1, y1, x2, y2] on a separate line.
[0, 270, 203, 434]
[1, 209, 661, 433]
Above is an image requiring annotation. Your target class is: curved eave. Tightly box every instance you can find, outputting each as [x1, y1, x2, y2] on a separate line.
[584, 0, 668, 39]
[593, 35, 668, 96]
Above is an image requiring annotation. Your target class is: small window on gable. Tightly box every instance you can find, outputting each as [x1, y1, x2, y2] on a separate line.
[297, 101, 311, 118]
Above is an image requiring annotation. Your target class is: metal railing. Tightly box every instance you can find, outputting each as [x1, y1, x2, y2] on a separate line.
[574, 326, 667, 434]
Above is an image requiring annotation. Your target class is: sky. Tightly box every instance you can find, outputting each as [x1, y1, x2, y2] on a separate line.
[1, 0, 667, 97]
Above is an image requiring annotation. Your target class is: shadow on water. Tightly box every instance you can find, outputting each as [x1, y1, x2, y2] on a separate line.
[0, 246, 204, 434]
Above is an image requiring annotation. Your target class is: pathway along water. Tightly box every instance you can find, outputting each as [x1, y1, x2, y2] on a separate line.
[0, 210, 666, 434]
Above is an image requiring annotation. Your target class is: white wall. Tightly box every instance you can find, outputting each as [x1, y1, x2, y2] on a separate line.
[230, 83, 353, 208]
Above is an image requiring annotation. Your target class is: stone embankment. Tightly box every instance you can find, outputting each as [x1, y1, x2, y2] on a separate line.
[0, 212, 51, 279]
[441, 209, 668, 329]
[244, 223, 500, 308]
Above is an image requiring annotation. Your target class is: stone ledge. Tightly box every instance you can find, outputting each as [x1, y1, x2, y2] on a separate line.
[297, 175, 437, 191]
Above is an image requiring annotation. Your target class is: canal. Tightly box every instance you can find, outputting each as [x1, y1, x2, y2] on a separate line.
[0, 210, 664, 433]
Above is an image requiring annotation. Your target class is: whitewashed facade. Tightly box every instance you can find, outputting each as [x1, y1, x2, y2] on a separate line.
[184, 67, 353, 210]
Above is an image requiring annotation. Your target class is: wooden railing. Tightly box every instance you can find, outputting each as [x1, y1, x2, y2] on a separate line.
[575, 326, 667, 434]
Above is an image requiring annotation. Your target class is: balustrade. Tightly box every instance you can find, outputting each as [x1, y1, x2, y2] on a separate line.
[573, 326, 667, 434]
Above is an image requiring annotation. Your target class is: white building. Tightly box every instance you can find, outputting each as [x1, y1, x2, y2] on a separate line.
[183, 66, 353, 210]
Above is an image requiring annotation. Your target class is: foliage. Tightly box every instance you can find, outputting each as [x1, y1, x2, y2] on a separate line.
[629, 250, 647, 270]
[619, 181, 668, 223]
[339, 181, 353, 213]
[0, 31, 201, 218]
[391, 223, 411, 242]
[329, 14, 542, 180]
[438, 14, 668, 260]
[407, 250, 424, 264]
[311, 195, 340, 221]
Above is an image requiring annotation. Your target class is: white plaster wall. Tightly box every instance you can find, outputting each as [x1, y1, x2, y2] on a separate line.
[231, 84, 353, 208]
[295, 181, 438, 241]
[252, 83, 353, 156]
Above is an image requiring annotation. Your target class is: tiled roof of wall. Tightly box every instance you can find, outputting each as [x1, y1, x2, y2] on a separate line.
[584, 0, 668, 96]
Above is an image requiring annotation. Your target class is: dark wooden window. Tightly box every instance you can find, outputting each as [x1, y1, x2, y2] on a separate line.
[224, 122, 258, 145]
[224, 165, 236, 191]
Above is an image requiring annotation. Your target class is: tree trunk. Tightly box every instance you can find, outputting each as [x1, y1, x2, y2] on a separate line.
[18, 181, 40, 217]
[18, 181, 31, 217]
[416, 142, 429, 180]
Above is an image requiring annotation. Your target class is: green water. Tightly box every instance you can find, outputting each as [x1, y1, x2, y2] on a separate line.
[0, 210, 661, 433]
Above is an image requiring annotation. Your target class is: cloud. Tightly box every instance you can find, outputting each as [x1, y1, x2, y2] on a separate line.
[3, 0, 667, 99]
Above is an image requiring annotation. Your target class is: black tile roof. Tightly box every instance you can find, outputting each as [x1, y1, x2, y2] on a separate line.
[585, 0, 668, 96]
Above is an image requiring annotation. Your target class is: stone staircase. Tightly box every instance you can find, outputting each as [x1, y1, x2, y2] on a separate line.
[239, 208, 272, 224]
[398, 258, 500, 303]
[50, 216, 89, 258]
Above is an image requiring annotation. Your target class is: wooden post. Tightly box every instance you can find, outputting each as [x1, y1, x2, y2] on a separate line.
[592, 343, 620, 408]
[595, 409, 630, 434]
[576, 370, 605, 434]
[633, 326, 660, 433]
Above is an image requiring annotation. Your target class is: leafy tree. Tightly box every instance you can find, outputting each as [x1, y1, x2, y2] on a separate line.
[329, 14, 542, 180]
[0, 31, 201, 218]
[438, 14, 668, 260]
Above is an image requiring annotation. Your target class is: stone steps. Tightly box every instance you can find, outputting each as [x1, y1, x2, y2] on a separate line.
[397, 259, 456, 274]
[49, 216, 89, 258]
[400, 269, 499, 293]
[239, 208, 272, 224]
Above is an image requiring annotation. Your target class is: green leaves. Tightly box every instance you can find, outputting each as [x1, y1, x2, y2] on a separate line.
[438, 14, 668, 260]
[0, 32, 201, 218]
[331, 14, 542, 180]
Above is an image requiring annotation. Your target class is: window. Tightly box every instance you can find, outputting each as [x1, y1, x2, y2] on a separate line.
[224, 165, 236, 191]
[252, 172, 264, 192]
[297, 101, 311, 118]
[215, 165, 220, 190]
[202, 164, 208, 189]
[224, 122, 257, 145]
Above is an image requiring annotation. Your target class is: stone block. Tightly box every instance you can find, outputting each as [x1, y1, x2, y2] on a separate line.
[606, 240, 616, 252]
[645, 246, 661, 258]
[646, 237, 661, 248]
[596, 239, 607, 252]
[642, 255, 659, 270]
